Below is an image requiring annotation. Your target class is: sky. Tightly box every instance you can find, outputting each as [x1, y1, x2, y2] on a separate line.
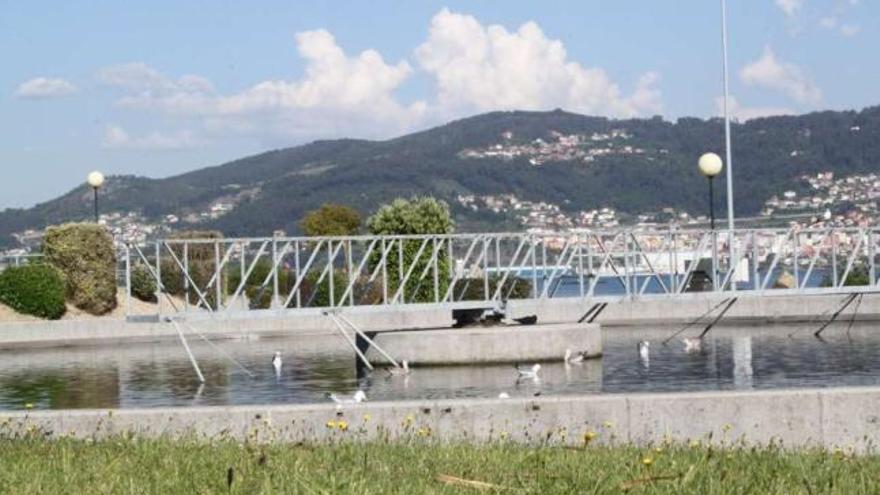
[1, 0, 876, 209]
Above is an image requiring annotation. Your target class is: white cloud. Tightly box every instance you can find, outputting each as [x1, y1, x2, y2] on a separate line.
[819, 16, 860, 36]
[819, 16, 838, 29]
[415, 9, 661, 118]
[775, 0, 804, 17]
[101, 125, 199, 150]
[96, 31, 424, 140]
[95, 10, 663, 144]
[740, 46, 821, 105]
[716, 95, 795, 121]
[14, 77, 78, 99]
[840, 24, 861, 36]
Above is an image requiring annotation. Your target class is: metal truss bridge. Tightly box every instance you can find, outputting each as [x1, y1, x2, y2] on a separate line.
[120, 227, 880, 321]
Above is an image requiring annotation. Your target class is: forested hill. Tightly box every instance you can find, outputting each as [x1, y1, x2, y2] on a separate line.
[2, 106, 879, 246]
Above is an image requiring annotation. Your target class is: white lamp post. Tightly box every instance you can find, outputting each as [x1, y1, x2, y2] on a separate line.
[87, 171, 105, 223]
[698, 153, 723, 230]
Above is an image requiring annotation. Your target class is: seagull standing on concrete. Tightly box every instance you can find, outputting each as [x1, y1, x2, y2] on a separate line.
[515, 363, 541, 381]
[272, 352, 282, 376]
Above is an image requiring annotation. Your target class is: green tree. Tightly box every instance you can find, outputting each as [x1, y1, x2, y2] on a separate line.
[299, 203, 361, 237]
[366, 196, 454, 303]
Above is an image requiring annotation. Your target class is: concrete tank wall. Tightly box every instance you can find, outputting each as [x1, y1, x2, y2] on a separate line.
[363, 323, 601, 366]
[4, 386, 880, 452]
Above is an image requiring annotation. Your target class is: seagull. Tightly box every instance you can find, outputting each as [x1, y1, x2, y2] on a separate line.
[638, 341, 650, 361]
[682, 337, 702, 353]
[564, 348, 587, 364]
[386, 360, 411, 377]
[515, 363, 541, 380]
[326, 390, 367, 405]
[272, 352, 282, 375]
[498, 392, 511, 399]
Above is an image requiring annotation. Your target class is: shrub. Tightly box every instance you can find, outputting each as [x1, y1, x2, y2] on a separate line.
[130, 265, 157, 303]
[366, 196, 454, 303]
[0, 264, 67, 319]
[227, 260, 294, 310]
[42, 223, 117, 315]
[454, 275, 533, 301]
[159, 230, 226, 309]
[299, 203, 361, 236]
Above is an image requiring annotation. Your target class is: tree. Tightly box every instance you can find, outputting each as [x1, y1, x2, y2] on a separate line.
[366, 197, 455, 236]
[299, 203, 361, 237]
[366, 196, 455, 303]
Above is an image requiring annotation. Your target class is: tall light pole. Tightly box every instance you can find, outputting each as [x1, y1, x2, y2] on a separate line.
[699, 153, 724, 230]
[87, 171, 105, 223]
[720, 0, 735, 230]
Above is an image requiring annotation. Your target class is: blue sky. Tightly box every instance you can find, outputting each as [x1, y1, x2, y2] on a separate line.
[1, 0, 875, 209]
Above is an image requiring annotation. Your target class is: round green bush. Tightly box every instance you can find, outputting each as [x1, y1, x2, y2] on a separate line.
[130, 265, 157, 303]
[0, 264, 67, 320]
[43, 223, 117, 315]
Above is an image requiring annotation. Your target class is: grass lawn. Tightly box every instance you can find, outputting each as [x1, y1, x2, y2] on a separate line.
[0, 436, 877, 494]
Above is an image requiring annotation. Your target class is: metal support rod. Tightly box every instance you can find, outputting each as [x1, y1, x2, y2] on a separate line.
[698, 297, 738, 338]
[169, 319, 205, 383]
[721, 0, 735, 231]
[815, 293, 860, 337]
[184, 322, 254, 377]
[662, 297, 731, 345]
[93, 187, 99, 223]
[326, 313, 373, 371]
[335, 313, 401, 369]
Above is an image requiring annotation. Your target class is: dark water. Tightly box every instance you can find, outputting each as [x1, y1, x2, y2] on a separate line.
[544, 268, 830, 298]
[1, 324, 879, 411]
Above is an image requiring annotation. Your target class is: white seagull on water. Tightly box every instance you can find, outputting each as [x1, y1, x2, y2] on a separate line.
[564, 348, 587, 364]
[386, 360, 411, 377]
[515, 363, 541, 380]
[638, 341, 650, 361]
[272, 352, 282, 374]
[682, 337, 702, 353]
[326, 390, 367, 406]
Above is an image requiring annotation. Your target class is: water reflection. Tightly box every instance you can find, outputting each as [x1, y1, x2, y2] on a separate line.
[1, 324, 880, 410]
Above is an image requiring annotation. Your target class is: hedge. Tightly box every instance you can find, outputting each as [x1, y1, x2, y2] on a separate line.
[159, 230, 225, 309]
[0, 264, 67, 319]
[130, 265, 157, 303]
[43, 223, 117, 315]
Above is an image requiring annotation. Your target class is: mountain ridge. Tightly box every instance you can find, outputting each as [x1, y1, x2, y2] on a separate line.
[2, 106, 879, 248]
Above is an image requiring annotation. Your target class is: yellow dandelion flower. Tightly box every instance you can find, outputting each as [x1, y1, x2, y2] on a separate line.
[642, 457, 653, 467]
[583, 430, 598, 444]
[325, 419, 337, 429]
[24, 403, 33, 410]
[602, 420, 614, 429]
[654, 447, 663, 453]
[362, 413, 372, 423]
[337, 420, 349, 431]
[417, 426, 432, 437]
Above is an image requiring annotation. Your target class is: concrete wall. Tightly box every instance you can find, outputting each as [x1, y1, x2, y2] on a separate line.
[0, 305, 454, 350]
[2, 291, 877, 350]
[506, 292, 880, 327]
[4, 386, 879, 451]
[364, 323, 601, 365]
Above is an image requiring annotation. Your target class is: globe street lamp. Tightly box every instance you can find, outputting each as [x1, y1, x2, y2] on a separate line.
[87, 171, 105, 223]
[698, 153, 723, 230]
